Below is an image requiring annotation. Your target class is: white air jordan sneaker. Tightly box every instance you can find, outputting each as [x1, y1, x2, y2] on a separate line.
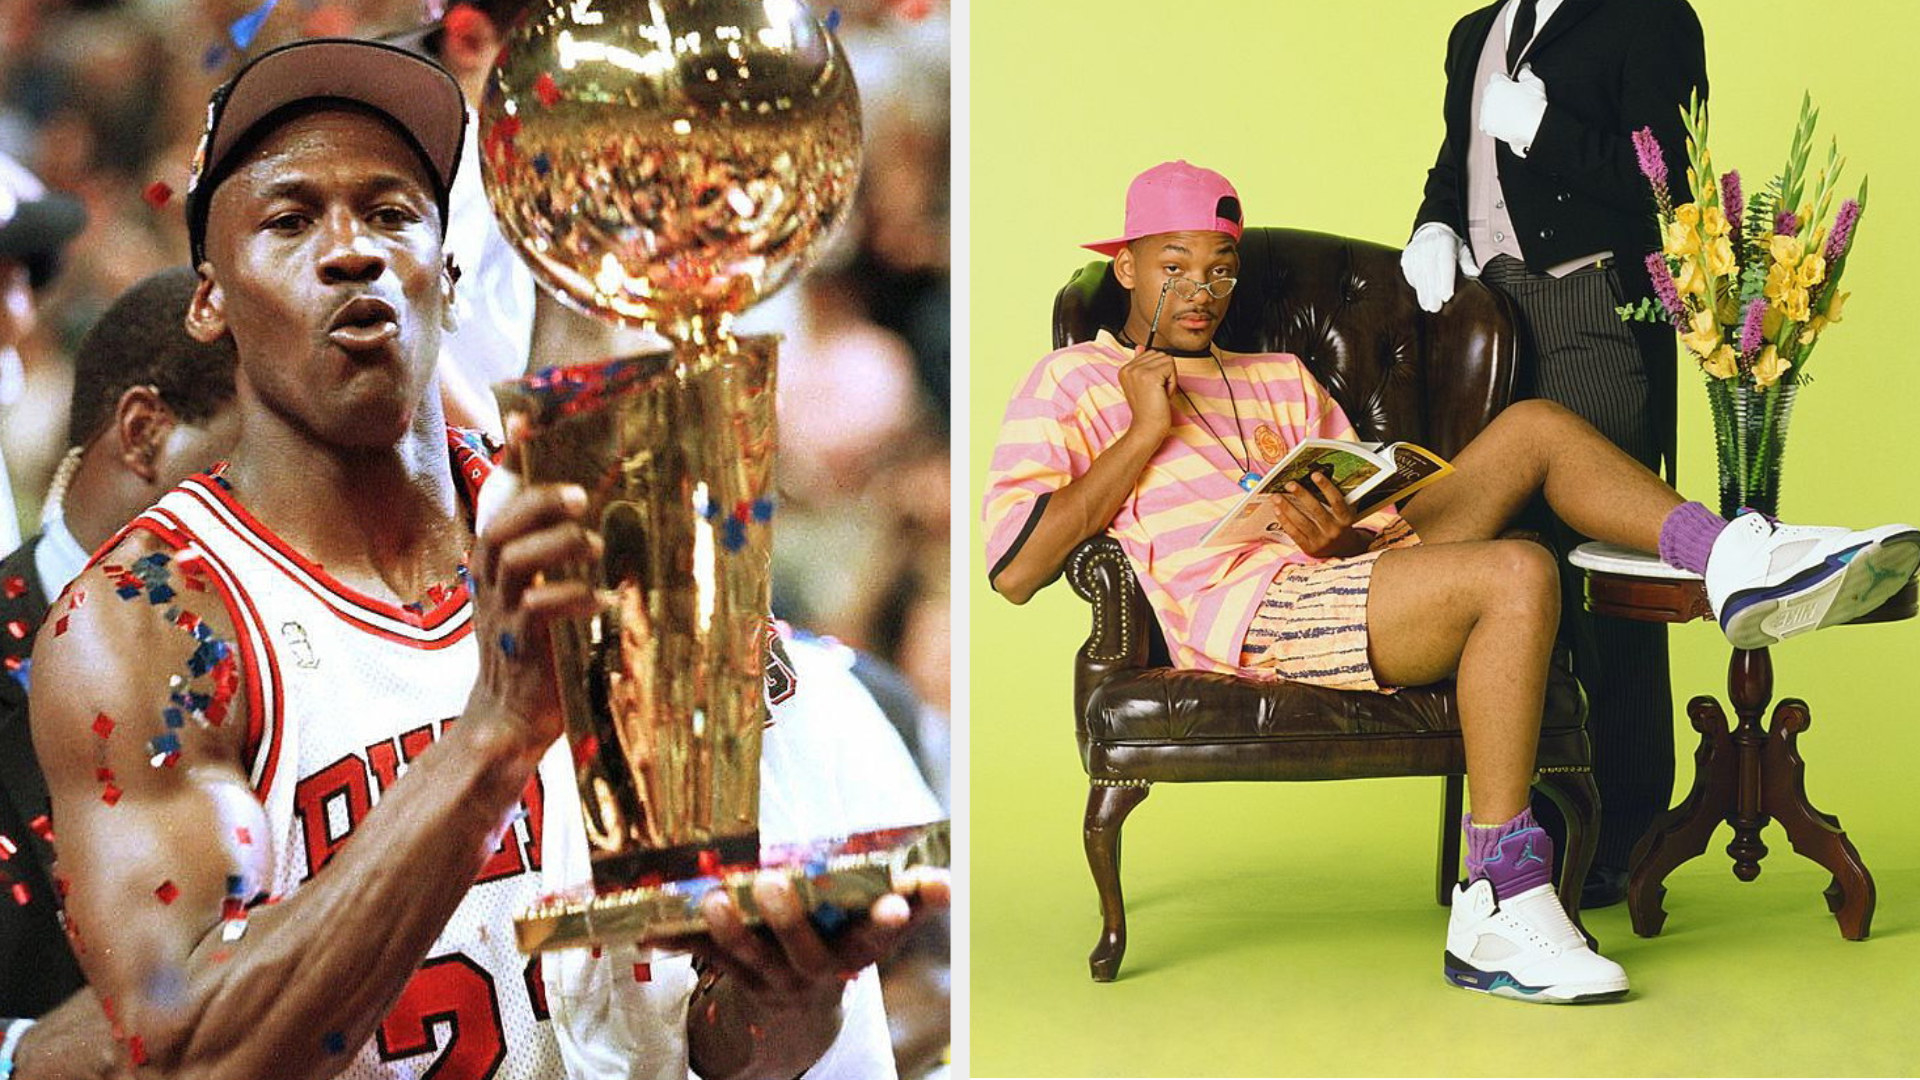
[1444, 879, 1629, 1004]
[1706, 514, 1920, 649]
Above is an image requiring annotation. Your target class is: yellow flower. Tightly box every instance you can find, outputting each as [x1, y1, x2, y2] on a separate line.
[1769, 234, 1805, 267]
[1702, 344, 1739, 380]
[1752, 344, 1792, 389]
[1802, 315, 1826, 343]
[1785, 287, 1812, 323]
[1764, 262, 1791, 301]
[1795, 253, 1827, 288]
[1664, 220, 1701, 258]
[1825, 290, 1849, 323]
[1673, 255, 1710, 297]
[1701, 205, 1732, 238]
[1704, 236, 1736, 277]
[1763, 306, 1785, 338]
[1679, 308, 1721, 359]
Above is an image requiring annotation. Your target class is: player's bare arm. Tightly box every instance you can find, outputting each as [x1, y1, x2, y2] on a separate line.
[30, 484, 595, 1080]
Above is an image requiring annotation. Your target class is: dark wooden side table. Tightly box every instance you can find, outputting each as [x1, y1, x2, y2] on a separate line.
[1568, 541, 1918, 941]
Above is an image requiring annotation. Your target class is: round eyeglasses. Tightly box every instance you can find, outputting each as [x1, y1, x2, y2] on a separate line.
[1164, 276, 1237, 300]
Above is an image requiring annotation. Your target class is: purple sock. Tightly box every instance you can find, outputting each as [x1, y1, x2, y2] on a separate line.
[1659, 501, 1729, 575]
[1463, 807, 1553, 901]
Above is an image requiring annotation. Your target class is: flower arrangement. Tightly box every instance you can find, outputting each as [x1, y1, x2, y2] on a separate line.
[1623, 93, 1866, 516]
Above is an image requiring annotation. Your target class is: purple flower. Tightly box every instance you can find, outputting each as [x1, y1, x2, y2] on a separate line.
[1645, 251, 1685, 327]
[1719, 170, 1743, 238]
[1775, 209, 1799, 237]
[1738, 297, 1767, 358]
[1825, 198, 1861, 263]
[1632, 127, 1668, 190]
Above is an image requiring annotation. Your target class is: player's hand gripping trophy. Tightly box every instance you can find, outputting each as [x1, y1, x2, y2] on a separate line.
[482, 0, 948, 952]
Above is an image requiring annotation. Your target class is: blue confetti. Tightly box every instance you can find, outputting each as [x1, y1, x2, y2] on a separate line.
[226, 874, 245, 896]
[228, 0, 282, 50]
[148, 584, 176, 605]
[497, 632, 519, 659]
[322, 1031, 347, 1055]
[721, 518, 747, 553]
[807, 902, 853, 937]
[116, 584, 142, 601]
[164, 708, 186, 729]
[825, 8, 841, 31]
[750, 497, 774, 523]
[148, 732, 182, 756]
[202, 42, 229, 71]
[532, 153, 552, 178]
[8, 658, 28, 694]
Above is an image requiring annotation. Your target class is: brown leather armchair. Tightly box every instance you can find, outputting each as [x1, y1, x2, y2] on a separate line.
[1054, 227, 1599, 981]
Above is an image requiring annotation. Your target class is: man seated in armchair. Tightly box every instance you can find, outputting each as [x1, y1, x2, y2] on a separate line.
[980, 159, 1920, 1004]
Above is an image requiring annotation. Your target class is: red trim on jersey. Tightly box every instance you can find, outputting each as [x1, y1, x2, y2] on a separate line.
[170, 478, 473, 651]
[125, 513, 286, 801]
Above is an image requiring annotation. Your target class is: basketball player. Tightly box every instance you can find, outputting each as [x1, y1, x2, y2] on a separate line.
[29, 38, 942, 1079]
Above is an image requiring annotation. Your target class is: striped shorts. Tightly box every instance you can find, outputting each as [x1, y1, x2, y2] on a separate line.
[1238, 517, 1422, 691]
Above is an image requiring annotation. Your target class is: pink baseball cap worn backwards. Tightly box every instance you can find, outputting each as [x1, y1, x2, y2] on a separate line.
[1083, 160, 1243, 257]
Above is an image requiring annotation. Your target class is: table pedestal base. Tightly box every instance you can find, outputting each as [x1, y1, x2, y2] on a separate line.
[1626, 646, 1873, 940]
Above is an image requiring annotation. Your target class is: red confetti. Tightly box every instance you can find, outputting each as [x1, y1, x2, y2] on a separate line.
[221, 896, 246, 920]
[29, 815, 52, 843]
[632, 962, 651, 982]
[2, 575, 24, 599]
[128, 1035, 147, 1066]
[10, 882, 27, 906]
[92, 713, 115, 739]
[0, 834, 15, 858]
[590, 945, 603, 959]
[5, 620, 26, 640]
[697, 848, 720, 876]
[235, 826, 253, 846]
[154, 880, 179, 905]
[53, 874, 68, 897]
[496, 115, 521, 140]
[53, 614, 69, 636]
[95, 767, 114, 783]
[3, 657, 17, 673]
[534, 71, 561, 108]
[101, 783, 123, 806]
[142, 181, 174, 209]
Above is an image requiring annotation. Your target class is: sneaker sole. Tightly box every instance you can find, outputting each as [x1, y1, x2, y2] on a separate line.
[1443, 951, 1629, 1005]
[1720, 532, 1920, 650]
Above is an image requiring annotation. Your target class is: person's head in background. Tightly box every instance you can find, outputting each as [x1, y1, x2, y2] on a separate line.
[398, 1, 538, 105]
[41, 267, 239, 570]
[0, 150, 87, 553]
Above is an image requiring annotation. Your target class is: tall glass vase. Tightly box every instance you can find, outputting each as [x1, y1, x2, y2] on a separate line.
[1708, 379, 1799, 519]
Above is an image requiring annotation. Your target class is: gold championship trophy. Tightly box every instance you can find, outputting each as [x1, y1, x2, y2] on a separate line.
[482, 0, 948, 952]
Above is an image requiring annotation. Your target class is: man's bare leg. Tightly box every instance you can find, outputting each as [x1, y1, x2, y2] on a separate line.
[1366, 538, 1559, 822]
[1399, 399, 1679, 549]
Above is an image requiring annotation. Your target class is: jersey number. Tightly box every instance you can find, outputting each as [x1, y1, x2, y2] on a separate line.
[377, 954, 507, 1079]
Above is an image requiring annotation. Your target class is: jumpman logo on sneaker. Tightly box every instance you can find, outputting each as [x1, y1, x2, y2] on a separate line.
[1516, 836, 1546, 868]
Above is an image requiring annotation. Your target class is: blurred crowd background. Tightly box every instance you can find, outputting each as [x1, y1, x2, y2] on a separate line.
[0, 0, 949, 1072]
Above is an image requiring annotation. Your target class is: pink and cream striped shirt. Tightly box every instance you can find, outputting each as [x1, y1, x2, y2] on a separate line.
[983, 330, 1399, 674]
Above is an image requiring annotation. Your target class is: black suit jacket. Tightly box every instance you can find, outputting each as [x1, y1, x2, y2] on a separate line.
[0, 536, 86, 1018]
[1414, 0, 1708, 293]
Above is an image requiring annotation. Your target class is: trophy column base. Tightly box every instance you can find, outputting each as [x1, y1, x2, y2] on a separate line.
[516, 821, 950, 953]
[591, 833, 762, 889]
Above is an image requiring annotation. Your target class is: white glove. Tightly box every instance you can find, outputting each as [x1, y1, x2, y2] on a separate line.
[1479, 68, 1548, 156]
[1400, 223, 1481, 313]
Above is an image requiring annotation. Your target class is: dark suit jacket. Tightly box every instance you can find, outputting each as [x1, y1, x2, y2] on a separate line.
[0, 536, 86, 1018]
[1414, 0, 1708, 291]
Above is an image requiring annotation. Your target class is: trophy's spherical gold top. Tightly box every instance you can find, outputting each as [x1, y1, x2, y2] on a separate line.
[480, 0, 863, 340]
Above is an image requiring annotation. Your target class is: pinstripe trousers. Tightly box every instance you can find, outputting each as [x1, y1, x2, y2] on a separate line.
[1480, 254, 1675, 872]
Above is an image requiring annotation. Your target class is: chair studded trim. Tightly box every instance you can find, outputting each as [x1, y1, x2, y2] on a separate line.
[1090, 777, 1151, 789]
[1067, 540, 1136, 664]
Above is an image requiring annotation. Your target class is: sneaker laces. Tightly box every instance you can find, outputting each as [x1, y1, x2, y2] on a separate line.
[1500, 884, 1586, 953]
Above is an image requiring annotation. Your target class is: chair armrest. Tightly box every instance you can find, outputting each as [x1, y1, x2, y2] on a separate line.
[1065, 536, 1155, 715]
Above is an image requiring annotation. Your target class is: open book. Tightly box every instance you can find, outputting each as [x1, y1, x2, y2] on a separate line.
[1199, 438, 1454, 548]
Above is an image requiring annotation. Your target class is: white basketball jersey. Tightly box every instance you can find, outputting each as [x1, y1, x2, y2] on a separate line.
[133, 471, 566, 1080]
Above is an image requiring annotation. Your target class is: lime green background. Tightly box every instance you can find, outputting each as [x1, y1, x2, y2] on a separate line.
[967, 1, 1920, 1075]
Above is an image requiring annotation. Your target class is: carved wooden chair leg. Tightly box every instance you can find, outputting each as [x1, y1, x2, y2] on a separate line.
[1084, 780, 1150, 982]
[1437, 774, 1465, 906]
[1534, 766, 1601, 947]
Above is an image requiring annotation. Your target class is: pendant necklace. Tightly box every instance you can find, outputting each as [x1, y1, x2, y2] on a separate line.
[1115, 331, 1261, 490]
